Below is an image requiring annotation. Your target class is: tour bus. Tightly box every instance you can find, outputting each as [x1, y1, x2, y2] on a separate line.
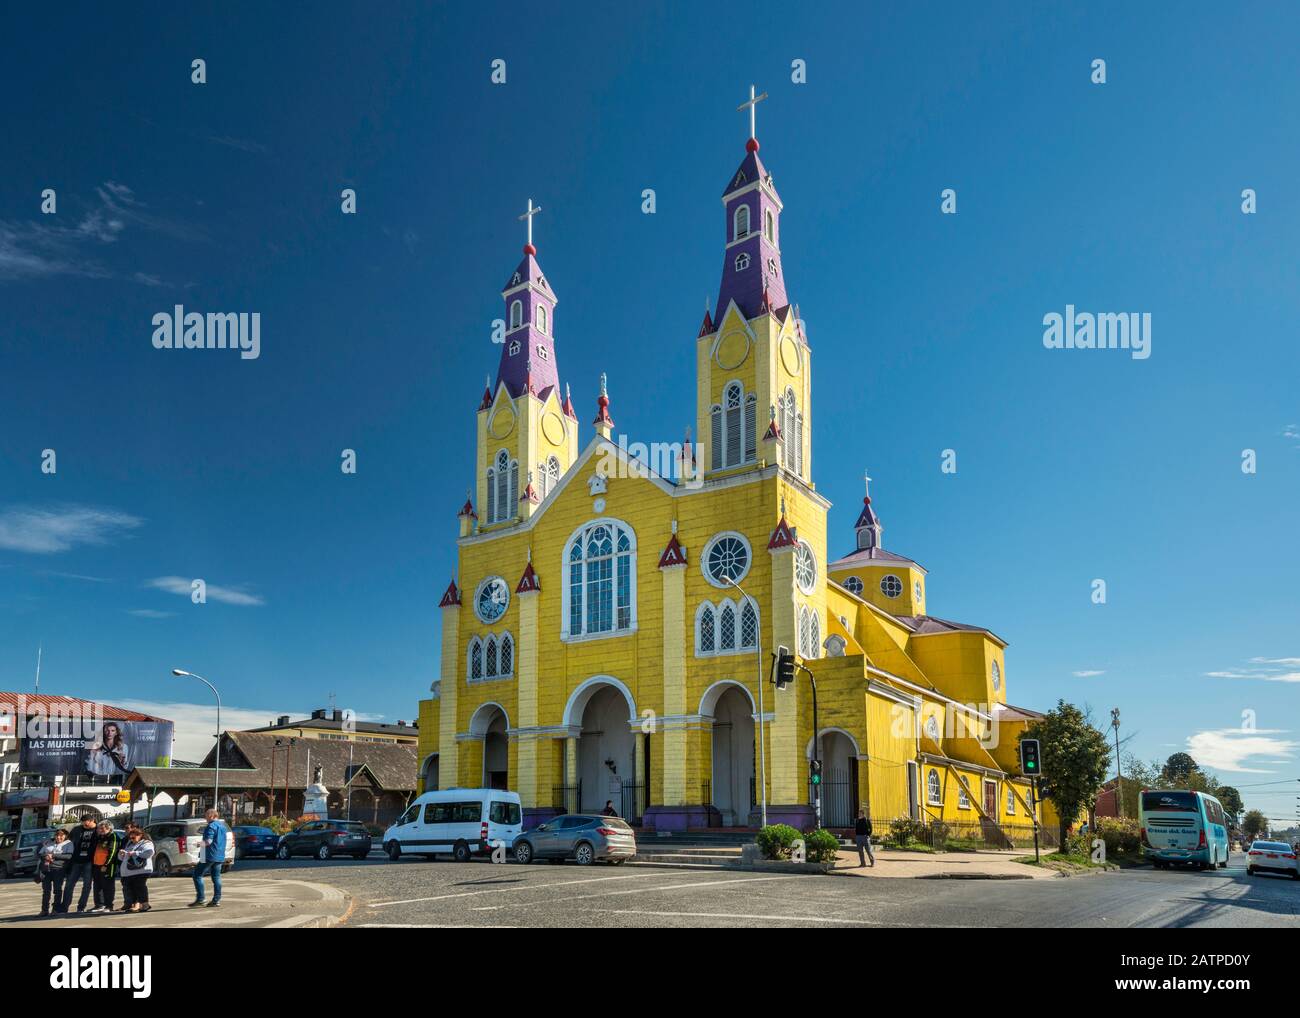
[382, 788, 523, 862]
[1139, 789, 1230, 870]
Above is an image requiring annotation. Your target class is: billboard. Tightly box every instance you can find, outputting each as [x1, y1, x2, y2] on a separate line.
[10, 705, 173, 778]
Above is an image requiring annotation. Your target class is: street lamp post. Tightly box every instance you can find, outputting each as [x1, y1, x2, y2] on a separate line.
[1110, 708, 1123, 818]
[724, 576, 767, 828]
[173, 669, 221, 812]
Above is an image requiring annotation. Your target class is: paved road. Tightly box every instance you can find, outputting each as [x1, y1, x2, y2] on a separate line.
[221, 849, 1299, 928]
[0, 871, 349, 929]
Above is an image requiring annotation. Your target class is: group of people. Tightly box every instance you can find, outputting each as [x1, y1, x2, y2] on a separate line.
[33, 808, 228, 917]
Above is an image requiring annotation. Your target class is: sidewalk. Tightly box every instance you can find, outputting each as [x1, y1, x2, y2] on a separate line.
[831, 847, 1056, 880]
[0, 874, 351, 928]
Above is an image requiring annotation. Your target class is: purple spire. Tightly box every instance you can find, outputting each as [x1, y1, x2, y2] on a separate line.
[714, 142, 788, 324]
[495, 243, 561, 401]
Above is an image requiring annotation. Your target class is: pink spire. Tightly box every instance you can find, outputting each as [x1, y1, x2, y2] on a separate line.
[592, 372, 614, 429]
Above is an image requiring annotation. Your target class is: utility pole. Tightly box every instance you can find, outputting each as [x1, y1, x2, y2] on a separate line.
[1111, 707, 1123, 818]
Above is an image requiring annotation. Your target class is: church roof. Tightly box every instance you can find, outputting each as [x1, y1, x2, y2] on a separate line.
[829, 546, 921, 570]
[894, 614, 1008, 647]
[722, 148, 778, 200]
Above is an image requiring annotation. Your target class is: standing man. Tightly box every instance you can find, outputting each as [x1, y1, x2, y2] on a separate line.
[61, 815, 101, 914]
[189, 807, 228, 908]
[854, 809, 875, 868]
[91, 821, 125, 913]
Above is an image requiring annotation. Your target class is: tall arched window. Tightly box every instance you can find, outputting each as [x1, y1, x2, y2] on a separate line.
[545, 455, 560, 496]
[537, 304, 548, 334]
[927, 769, 943, 806]
[697, 602, 716, 653]
[489, 450, 517, 524]
[724, 382, 742, 466]
[484, 636, 497, 677]
[713, 382, 756, 470]
[781, 386, 803, 475]
[563, 520, 636, 639]
[498, 633, 513, 677]
[468, 638, 483, 681]
[509, 300, 523, 330]
[764, 209, 775, 244]
[734, 203, 750, 239]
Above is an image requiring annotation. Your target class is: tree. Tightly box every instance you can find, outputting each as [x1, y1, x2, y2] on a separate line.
[1241, 810, 1268, 841]
[1215, 786, 1243, 822]
[1026, 701, 1111, 848]
[1161, 752, 1199, 783]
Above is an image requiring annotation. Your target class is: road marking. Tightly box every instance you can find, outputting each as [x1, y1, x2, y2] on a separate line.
[470, 874, 798, 909]
[585, 909, 876, 924]
[366, 870, 665, 908]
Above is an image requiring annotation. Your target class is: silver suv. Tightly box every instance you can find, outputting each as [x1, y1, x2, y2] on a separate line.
[512, 815, 636, 865]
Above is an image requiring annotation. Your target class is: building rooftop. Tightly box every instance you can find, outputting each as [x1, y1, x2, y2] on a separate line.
[245, 710, 418, 737]
[0, 692, 170, 723]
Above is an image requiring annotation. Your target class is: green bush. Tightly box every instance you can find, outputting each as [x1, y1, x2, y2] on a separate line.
[802, 828, 841, 863]
[888, 816, 923, 846]
[756, 824, 801, 860]
[1094, 817, 1141, 857]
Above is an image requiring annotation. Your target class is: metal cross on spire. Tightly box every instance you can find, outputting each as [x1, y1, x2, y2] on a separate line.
[518, 198, 542, 253]
[737, 84, 768, 147]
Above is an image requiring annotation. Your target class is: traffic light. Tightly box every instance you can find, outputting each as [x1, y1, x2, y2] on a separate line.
[773, 646, 796, 689]
[1020, 738, 1042, 777]
[809, 759, 823, 786]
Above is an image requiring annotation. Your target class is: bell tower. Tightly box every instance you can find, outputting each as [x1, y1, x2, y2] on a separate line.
[474, 200, 578, 531]
[696, 86, 812, 485]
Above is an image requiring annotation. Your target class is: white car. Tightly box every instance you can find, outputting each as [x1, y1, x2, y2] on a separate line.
[1245, 840, 1299, 879]
[145, 819, 237, 877]
[383, 788, 523, 862]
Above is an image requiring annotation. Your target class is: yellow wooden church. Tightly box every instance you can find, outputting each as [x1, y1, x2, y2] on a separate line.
[415, 96, 1055, 836]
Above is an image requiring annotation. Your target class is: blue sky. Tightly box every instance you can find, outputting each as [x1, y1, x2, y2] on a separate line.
[1, 3, 1296, 820]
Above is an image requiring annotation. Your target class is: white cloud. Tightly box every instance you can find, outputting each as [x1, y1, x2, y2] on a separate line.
[0, 505, 143, 553]
[113, 699, 295, 762]
[113, 700, 389, 760]
[1184, 728, 1299, 774]
[1207, 661, 1300, 683]
[1072, 669, 1105, 677]
[127, 609, 175, 619]
[146, 576, 265, 607]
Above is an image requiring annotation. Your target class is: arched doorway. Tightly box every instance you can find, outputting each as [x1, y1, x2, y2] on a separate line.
[807, 728, 861, 828]
[564, 677, 636, 816]
[469, 702, 509, 791]
[702, 681, 756, 827]
[420, 753, 439, 793]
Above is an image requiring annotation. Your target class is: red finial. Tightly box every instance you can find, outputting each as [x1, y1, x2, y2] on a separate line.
[523, 243, 536, 256]
[746, 137, 759, 153]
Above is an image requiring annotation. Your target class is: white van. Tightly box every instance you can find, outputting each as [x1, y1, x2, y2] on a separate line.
[382, 788, 523, 862]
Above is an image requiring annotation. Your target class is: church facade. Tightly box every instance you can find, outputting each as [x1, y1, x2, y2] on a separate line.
[415, 105, 1056, 836]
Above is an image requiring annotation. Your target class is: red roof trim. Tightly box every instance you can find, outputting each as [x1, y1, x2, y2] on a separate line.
[437, 580, 462, 607]
[516, 562, 541, 593]
[767, 516, 798, 550]
[658, 534, 688, 568]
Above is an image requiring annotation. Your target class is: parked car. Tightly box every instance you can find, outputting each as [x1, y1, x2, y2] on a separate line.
[276, 819, 372, 860]
[0, 827, 56, 878]
[1245, 840, 1299, 879]
[233, 825, 279, 859]
[511, 814, 636, 865]
[383, 788, 523, 862]
[146, 819, 236, 877]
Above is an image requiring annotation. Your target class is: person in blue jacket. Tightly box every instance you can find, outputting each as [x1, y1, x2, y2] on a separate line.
[189, 807, 229, 908]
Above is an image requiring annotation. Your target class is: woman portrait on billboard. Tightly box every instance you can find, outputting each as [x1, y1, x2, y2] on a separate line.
[85, 721, 131, 776]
